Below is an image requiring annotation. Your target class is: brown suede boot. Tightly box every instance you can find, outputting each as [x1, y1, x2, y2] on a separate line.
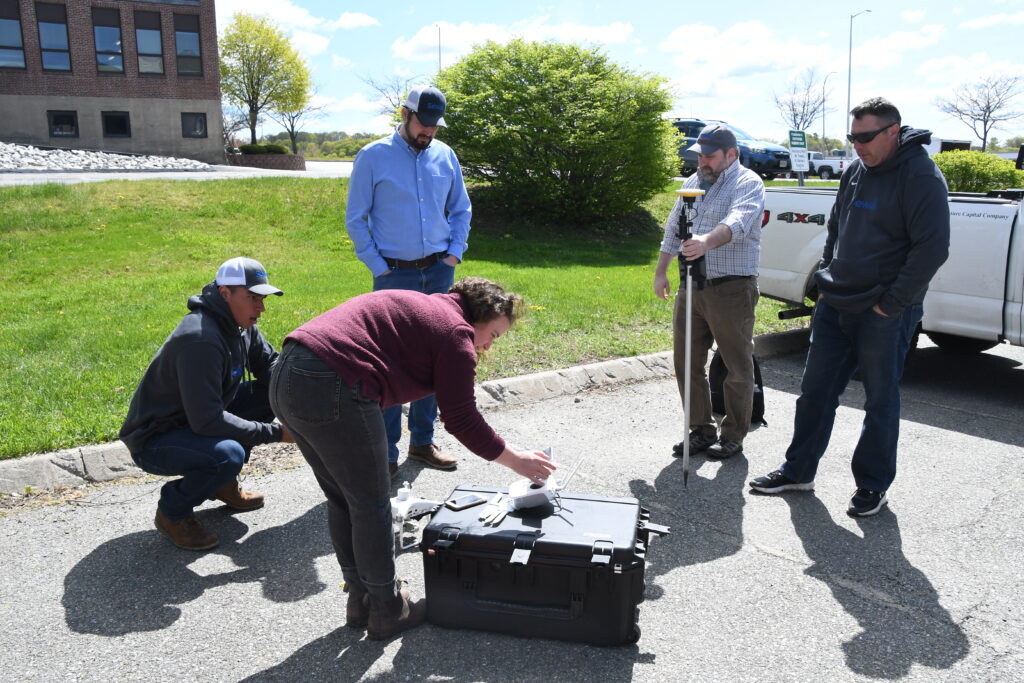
[155, 510, 218, 551]
[345, 584, 370, 629]
[367, 589, 426, 640]
[407, 443, 457, 470]
[210, 480, 264, 511]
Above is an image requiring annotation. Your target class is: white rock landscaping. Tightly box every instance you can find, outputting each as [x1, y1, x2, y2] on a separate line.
[0, 141, 211, 172]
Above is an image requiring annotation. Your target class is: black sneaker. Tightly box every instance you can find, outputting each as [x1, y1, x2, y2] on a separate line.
[749, 469, 815, 494]
[706, 439, 743, 459]
[847, 489, 888, 517]
[673, 429, 717, 457]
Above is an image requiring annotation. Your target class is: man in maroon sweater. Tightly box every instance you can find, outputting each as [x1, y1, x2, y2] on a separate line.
[269, 277, 555, 640]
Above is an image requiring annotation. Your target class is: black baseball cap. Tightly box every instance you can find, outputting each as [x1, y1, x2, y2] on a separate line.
[688, 124, 738, 155]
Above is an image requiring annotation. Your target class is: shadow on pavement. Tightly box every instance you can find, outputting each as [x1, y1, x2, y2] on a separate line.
[785, 495, 969, 678]
[242, 623, 649, 682]
[62, 503, 332, 636]
[630, 452, 748, 599]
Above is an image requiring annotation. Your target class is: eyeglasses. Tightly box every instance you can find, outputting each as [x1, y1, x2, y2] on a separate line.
[846, 122, 896, 144]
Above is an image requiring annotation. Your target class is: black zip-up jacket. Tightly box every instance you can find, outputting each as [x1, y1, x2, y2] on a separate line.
[119, 283, 281, 454]
[814, 126, 950, 316]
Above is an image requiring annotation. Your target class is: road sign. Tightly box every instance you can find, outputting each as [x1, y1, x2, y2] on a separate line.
[789, 130, 809, 173]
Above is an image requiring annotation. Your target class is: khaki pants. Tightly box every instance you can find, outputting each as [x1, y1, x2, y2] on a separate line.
[672, 276, 758, 443]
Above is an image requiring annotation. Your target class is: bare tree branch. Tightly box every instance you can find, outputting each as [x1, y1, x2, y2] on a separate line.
[773, 68, 829, 132]
[936, 75, 1023, 151]
[221, 106, 250, 149]
[268, 89, 328, 153]
[359, 74, 423, 116]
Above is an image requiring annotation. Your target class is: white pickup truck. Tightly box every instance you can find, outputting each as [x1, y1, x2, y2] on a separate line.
[805, 152, 847, 180]
[759, 187, 1024, 354]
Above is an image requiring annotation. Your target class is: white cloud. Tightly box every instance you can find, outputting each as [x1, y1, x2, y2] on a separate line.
[333, 92, 385, 113]
[960, 11, 1024, 29]
[902, 10, 926, 22]
[391, 18, 633, 63]
[331, 12, 380, 30]
[852, 24, 946, 70]
[331, 56, 354, 70]
[291, 30, 329, 58]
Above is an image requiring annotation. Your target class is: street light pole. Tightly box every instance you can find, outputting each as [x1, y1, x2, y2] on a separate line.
[437, 24, 442, 73]
[823, 71, 837, 154]
[846, 9, 871, 153]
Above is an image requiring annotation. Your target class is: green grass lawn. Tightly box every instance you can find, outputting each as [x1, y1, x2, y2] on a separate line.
[0, 177, 809, 459]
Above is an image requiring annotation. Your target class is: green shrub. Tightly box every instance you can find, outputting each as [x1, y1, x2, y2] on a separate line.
[933, 150, 1024, 192]
[435, 40, 679, 225]
[239, 143, 291, 155]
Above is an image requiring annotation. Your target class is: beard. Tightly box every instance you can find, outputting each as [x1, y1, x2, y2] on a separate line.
[699, 166, 720, 184]
[410, 134, 433, 151]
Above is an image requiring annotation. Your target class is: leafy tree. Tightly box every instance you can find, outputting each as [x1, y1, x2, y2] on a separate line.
[773, 68, 829, 132]
[936, 75, 1022, 152]
[435, 40, 678, 223]
[219, 13, 312, 144]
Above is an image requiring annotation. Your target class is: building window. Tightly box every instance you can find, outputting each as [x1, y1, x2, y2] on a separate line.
[35, 2, 69, 71]
[134, 10, 162, 75]
[173, 13, 201, 76]
[181, 112, 207, 138]
[102, 111, 131, 138]
[47, 110, 78, 137]
[92, 7, 123, 73]
[0, 0, 25, 69]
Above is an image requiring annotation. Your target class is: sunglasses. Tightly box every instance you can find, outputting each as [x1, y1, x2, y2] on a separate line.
[846, 122, 896, 144]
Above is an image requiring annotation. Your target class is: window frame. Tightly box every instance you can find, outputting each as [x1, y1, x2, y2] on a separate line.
[0, 0, 26, 70]
[47, 110, 79, 138]
[181, 112, 207, 138]
[173, 13, 201, 76]
[134, 10, 163, 75]
[35, 2, 70, 72]
[101, 111, 132, 138]
[92, 6, 123, 74]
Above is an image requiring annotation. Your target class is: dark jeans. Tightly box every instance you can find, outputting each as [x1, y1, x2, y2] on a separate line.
[780, 301, 922, 491]
[269, 341, 399, 603]
[132, 382, 273, 520]
[373, 258, 455, 462]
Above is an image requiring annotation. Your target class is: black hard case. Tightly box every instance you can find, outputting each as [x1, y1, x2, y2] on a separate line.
[420, 485, 668, 646]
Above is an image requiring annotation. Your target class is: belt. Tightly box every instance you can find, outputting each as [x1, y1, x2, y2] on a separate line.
[384, 252, 446, 270]
[708, 275, 753, 286]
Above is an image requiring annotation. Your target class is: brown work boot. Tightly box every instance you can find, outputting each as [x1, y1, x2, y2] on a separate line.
[210, 480, 264, 511]
[407, 443, 457, 470]
[154, 509, 218, 551]
[344, 584, 370, 629]
[367, 587, 426, 640]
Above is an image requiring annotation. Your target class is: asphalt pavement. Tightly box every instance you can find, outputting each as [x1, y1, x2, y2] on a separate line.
[1, 336, 1022, 682]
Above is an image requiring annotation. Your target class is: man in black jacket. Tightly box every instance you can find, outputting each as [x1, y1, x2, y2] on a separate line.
[120, 257, 292, 549]
[750, 98, 950, 517]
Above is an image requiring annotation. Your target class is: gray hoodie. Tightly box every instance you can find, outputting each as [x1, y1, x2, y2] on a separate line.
[815, 126, 950, 315]
[119, 283, 281, 454]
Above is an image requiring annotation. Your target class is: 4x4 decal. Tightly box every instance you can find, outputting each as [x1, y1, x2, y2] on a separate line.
[776, 211, 826, 225]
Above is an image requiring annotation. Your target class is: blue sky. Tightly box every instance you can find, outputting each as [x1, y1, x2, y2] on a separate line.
[215, 0, 1024, 146]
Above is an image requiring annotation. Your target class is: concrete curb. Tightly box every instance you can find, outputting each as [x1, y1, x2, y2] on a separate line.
[0, 327, 810, 495]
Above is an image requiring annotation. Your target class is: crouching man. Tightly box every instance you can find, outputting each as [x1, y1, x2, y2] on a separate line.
[120, 257, 293, 550]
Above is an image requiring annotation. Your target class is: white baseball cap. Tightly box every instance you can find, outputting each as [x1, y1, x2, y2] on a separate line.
[215, 257, 283, 296]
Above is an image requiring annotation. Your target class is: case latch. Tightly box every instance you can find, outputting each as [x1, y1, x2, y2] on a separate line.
[590, 540, 614, 565]
[430, 526, 461, 551]
[509, 533, 538, 565]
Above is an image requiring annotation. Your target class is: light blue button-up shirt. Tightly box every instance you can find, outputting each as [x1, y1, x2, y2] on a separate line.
[346, 127, 472, 277]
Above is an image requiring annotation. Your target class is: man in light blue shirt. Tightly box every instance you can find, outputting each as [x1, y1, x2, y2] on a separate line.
[346, 85, 472, 477]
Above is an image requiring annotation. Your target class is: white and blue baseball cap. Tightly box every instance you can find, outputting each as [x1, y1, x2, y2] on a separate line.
[404, 85, 448, 127]
[215, 257, 283, 296]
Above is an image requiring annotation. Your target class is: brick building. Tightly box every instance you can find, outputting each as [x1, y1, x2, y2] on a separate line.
[0, 0, 223, 164]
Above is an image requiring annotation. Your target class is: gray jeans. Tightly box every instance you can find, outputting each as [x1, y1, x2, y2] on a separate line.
[269, 341, 398, 603]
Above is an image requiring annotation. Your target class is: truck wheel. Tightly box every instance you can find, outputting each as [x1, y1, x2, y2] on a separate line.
[762, 173, 776, 181]
[819, 168, 832, 180]
[925, 331, 999, 354]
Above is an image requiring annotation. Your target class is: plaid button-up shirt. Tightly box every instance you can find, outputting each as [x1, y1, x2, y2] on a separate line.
[659, 160, 765, 279]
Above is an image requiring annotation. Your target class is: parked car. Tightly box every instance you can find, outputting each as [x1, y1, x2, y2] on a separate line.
[671, 118, 791, 180]
[806, 151, 846, 179]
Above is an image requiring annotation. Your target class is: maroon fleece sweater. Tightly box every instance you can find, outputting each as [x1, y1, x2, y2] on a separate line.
[286, 290, 505, 460]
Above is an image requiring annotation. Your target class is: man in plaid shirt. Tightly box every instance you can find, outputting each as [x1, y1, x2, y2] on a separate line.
[653, 123, 765, 459]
